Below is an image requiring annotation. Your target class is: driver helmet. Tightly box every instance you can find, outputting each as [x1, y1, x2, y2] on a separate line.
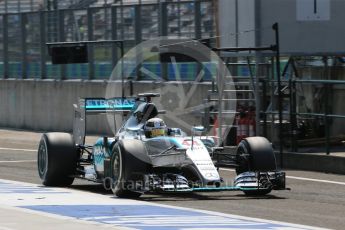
[144, 118, 167, 138]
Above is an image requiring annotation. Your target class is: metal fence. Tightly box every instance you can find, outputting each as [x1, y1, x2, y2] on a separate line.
[0, 0, 216, 80]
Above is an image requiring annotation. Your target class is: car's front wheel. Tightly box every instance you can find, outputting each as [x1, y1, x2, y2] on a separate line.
[110, 140, 150, 198]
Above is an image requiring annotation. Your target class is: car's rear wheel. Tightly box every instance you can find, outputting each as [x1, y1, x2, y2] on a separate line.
[111, 139, 150, 198]
[236, 137, 276, 196]
[37, 133, 77, 186]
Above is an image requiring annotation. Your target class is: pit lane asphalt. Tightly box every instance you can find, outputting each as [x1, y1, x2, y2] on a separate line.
[0, 129, 344, 230]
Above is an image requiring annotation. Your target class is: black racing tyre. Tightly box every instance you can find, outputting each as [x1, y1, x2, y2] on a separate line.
[236, 136, 276, 175]
[37, 133, 77, 186]
[236, 137, 276, 196]
[111, 139, 151, 198]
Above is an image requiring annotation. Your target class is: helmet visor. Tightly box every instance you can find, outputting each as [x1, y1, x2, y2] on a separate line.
[151, 128, 166, 137]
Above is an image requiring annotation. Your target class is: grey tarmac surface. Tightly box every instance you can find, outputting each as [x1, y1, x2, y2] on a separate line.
[0, 129, 344, 229]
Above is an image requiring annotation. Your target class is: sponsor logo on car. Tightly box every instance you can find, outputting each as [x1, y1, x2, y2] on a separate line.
[85, 98, 136, 110]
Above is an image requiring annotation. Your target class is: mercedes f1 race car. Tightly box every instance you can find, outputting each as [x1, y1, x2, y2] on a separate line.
[37, 93, 286, 198]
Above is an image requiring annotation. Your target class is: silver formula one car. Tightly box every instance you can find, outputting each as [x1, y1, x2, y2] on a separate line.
[37, 93, 286, 198]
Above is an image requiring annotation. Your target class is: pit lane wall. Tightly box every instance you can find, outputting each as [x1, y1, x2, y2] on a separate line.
[0, 79, 215, 134]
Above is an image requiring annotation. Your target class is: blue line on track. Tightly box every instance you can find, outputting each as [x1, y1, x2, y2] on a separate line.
[21, 204, 300, 230]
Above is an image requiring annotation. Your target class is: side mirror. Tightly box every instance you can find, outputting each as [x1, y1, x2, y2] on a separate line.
[192, 126, 205, 135]
[126, 127, 141, 132]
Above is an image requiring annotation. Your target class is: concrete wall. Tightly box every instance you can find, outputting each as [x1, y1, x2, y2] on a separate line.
[219, 0, 345, 55]
[276, 152, 345, 174]
[218, 0, 237, 47]
[218, 0, 255, 48]
[0, 79, 232, 135]
[0, 79, 110, 133]
[259, 0, 345, 54]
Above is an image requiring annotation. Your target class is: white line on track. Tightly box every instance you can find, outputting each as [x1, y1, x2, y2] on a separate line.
[0, 160, 36, 163]
[286, 176, 345, 186]
[0, 227, 15, 230]
[0, 147, 36, 152]
[220, 168, 345, 186]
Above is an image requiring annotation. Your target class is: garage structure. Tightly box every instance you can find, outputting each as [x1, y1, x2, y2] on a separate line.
[217, 0, 345, 155]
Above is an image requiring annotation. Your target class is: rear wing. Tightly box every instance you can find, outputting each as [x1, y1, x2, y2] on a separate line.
[83, 98, 136, 113]
[73, 97, 136, 145]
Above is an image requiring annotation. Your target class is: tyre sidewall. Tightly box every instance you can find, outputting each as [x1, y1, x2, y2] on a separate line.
[111, 143, 125, 195]
[236, 140, 251, 174]
[38, 136, 49, 180]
